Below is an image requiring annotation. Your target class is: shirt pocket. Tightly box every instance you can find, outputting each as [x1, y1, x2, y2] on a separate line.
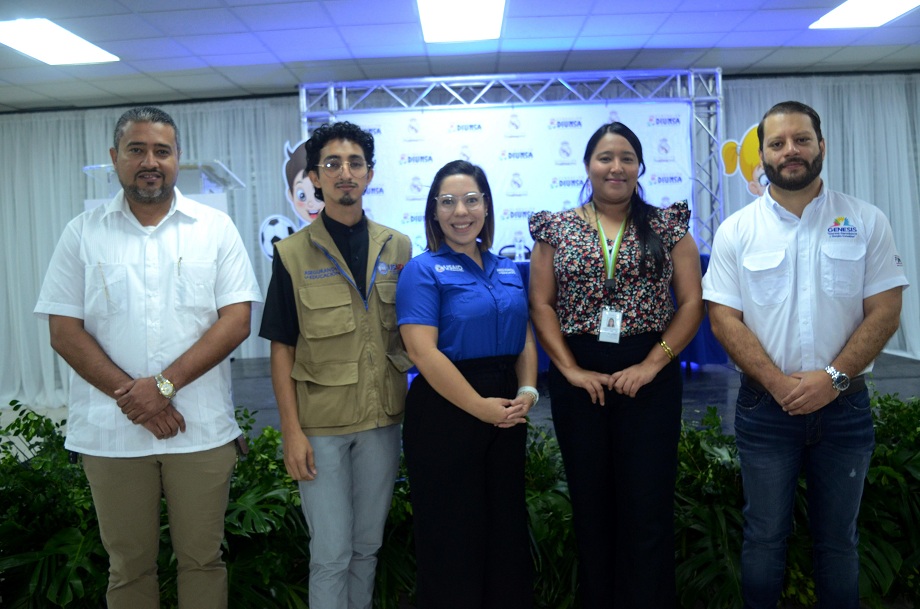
[176, 261, 217, 313]
[820, 241, 866, 298]
[742, 250, 791, 306]
[438, 272, 479, 322]
[85, 264, 126, 318]
[298, 283, 356, 338]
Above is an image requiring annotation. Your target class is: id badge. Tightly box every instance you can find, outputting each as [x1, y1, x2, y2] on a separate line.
[599, 307, 622, 344]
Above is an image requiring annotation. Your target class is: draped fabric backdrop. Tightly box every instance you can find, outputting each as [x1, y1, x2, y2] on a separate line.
[1, 74, 917, 408]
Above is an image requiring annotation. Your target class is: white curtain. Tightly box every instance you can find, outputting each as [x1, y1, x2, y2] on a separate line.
[722, 74, 920, 362]
[2, 74, 918, 409]
[0, 97, 300, 408]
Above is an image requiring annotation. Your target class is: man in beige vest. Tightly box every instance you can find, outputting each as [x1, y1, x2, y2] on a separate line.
[259, 121, 411, 609]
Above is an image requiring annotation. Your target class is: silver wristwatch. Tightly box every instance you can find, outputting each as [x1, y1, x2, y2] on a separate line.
[824, 366, 850, 392]
[155, 373, 176, 399]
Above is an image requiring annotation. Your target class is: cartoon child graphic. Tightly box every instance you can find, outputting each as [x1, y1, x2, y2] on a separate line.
[284, 140, 324, 226]
[722, 125, 769, 197]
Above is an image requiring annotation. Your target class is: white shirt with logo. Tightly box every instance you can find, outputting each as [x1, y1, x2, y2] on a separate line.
[703, 185, 908, 375]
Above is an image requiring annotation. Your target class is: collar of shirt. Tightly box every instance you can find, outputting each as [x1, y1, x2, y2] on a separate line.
[321, 208, 368, 239]
[102, 188, 202, 227]
[763, 182, 828, 220]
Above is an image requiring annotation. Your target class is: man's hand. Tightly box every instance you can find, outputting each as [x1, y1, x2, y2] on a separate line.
[141, 403, 187, 439]
[283, 428, 318, 481]
[779, 370, 839, 415]
[115, 377, 169, 424]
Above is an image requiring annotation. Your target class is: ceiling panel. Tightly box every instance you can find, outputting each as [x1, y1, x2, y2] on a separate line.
[0, 0, 916, 112]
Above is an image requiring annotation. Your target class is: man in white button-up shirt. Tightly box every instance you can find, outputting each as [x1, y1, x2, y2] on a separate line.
[35, 106, 262, 609]
[703, 101, 908, 609]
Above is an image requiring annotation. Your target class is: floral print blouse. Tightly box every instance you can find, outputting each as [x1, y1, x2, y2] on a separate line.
[529, 201, 690, 338]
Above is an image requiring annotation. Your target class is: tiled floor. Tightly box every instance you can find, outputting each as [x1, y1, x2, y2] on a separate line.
[232, 352, 920, 437]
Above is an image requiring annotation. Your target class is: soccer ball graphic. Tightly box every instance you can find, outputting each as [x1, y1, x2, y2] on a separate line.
[259, 215, 297, 260]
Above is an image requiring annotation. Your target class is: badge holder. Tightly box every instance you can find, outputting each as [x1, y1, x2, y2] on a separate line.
[599, 307, 622, 343]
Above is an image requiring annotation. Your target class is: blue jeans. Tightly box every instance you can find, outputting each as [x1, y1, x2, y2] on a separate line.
[298, 425, 401, 609]
[734, 384, 874, 609]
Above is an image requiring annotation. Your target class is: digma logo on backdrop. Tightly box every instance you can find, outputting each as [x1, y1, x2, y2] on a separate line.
[548, 118, 583, 129]
[648, 115, 682, 126]
[501, 150, 534, 161]
[551, 177, 585, 189]
[400, 154, 434, 165]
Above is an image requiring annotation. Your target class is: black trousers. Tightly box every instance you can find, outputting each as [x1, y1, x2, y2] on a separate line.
[403, 355, 533, 609]
[550, 333, 681, 609]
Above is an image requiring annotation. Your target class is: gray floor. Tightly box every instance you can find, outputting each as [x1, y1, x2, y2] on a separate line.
[231, 352, 920, 437]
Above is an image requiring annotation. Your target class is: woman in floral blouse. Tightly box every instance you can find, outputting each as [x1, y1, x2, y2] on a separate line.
[529, 121, 704, 608]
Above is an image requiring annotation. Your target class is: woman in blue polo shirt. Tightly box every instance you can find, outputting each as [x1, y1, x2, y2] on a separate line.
[396, 160, 537, 609]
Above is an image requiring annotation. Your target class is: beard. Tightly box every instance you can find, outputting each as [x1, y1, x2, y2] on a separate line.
[122, 175, 174, 206]
[763, 151, 823, 191]
[339, 192, 358, 206]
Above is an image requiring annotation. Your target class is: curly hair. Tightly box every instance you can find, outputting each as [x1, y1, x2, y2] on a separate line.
[305, 121, 376, 202]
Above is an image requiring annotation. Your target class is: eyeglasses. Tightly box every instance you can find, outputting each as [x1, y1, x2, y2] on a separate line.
[316, 159, 371, 178]
[435, 192, 485, 211]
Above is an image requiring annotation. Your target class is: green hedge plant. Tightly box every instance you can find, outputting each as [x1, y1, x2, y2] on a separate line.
[2, 395, 919, 608]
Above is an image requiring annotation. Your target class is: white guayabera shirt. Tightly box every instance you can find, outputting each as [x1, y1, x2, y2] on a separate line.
[35, 189, 263, 457]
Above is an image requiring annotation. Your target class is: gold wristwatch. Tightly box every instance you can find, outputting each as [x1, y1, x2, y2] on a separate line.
[155, 373, 176, 399]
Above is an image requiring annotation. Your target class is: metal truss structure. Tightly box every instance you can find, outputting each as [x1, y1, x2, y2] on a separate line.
[299, 69, 723, 251]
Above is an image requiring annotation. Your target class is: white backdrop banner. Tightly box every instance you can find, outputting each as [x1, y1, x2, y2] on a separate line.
[333, 101, 693, 258]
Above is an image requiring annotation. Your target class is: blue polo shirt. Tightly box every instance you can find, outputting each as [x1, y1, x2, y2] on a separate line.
[396, 245, 528, 362]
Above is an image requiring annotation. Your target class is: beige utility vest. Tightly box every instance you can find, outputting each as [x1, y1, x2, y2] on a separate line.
[275, 219, 412, 436]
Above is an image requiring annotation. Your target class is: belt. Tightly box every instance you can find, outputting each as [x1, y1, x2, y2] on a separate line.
[740, 374, 866, 397]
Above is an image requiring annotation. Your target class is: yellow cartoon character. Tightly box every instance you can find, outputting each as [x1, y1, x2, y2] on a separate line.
[284, 140, 324, 225]
[722, 125, 768, 197]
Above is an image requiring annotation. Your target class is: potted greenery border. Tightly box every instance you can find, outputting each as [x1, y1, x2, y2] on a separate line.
[1, 394, 918, 609]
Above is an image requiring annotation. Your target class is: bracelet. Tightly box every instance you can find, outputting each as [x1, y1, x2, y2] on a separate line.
[658, 339, 677, 361]
[517, 385, 539, 407]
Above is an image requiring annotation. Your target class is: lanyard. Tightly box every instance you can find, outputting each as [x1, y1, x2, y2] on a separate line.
[593, 202, 627, 286]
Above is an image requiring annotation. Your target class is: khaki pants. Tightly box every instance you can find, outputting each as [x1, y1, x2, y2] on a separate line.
[82, 442, 237, 609]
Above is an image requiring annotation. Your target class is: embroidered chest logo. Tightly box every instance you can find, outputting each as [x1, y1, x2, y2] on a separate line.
[827, 217, 858, 239]
[434, 264, 464, 273]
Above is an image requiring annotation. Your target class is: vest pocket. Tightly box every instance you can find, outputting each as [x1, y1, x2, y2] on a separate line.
[292, 360, 359, 427]
[298, 283, 356, 338]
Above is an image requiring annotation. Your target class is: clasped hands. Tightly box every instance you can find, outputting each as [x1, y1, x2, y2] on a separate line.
[772, 370, 841, 416]
[114, 377, 186, 439]
[564, 361, 659, 405]
[485, 393, 534, 428]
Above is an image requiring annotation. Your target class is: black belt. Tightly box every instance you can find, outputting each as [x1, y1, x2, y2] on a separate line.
[741, 374, 866, 397]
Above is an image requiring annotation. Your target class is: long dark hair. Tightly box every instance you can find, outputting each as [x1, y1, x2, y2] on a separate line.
[580, 122, 666, 277]
[423, 160, 495, 252]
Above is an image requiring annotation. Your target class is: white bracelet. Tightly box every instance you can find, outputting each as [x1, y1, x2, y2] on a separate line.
[517, 385, 539, 407]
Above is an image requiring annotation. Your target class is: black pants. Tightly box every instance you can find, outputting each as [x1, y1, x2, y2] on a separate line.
[403, 356, 533, 609]
[550, 333, 681, 609]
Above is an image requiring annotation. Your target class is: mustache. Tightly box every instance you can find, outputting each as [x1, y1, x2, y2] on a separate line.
[779, 157, 808, 169]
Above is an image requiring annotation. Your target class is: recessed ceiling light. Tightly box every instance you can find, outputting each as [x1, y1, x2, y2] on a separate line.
[810, 0, 920, 28]
[0, 18, 118, 65]
[418, 0, 506, 43]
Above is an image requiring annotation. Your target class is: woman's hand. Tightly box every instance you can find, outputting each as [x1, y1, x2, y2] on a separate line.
[609, 361, 660, 398]
[560, 366, 613, 405]
[479, 397, 528, 427]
